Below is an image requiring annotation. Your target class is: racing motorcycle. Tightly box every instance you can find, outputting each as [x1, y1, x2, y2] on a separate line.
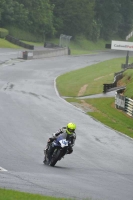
[44, 135, 71, 167]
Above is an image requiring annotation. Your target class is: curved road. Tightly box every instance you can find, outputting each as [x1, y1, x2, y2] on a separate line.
[0, 49, 133, 200]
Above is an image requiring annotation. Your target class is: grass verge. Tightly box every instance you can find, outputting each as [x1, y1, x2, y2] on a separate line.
[0, 38, 21, 48]
[66, 97, 133, 138]
[0, 36, 110, 55]
[0, 188, 92, 200]
[56, 57, 133, 138]
[0, 188, 74, 200]
[48, 36, 110, 55]
[56, 57, 133, 97]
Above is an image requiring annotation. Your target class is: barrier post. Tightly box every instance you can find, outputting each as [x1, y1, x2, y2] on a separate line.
[23, 51, 28, 60]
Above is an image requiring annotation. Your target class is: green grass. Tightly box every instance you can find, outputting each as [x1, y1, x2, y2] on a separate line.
[86, 98, 133, 138]
[0, 188, 92, 200]
[70, 37, 109, 54]
[56, 57, 133, 138]
[66, 97, 133, 138]
[0, 38, 44, 49]
[0, 35, 109, 55]
[48, 36, 110, 55]
[70, 49, 95, 55]
[120, 69, 133, 98]
[0, 38, 21, 48]
[86, 97, 133, 131]
[0, 188, 74, 200]
[6, 26, 44, 42]
[56, 57, 133, 97]
[21, 40, 44, 46]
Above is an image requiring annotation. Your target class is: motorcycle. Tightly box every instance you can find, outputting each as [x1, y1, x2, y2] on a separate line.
[44, 135, 71, 167]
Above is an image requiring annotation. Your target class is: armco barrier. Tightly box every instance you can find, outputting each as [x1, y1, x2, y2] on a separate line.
[6, 35, 34, 50]
[103, 71, 124, 93]
[104, 63, 133, 93]
[125, 97, 133, 117]
[121, 63, 133, 70]
[103, 62, 133, 93]
[115, 93, 125, 111]
[21, 48, 69, 60]
[115, 92, 133, 117]
[103, 83, 116, 93]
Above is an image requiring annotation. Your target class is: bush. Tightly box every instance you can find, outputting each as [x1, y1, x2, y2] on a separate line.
[0, 28, 9, 38]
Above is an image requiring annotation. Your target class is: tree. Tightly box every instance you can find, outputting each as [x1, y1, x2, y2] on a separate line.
[94, 0, 133, 40]
[1, 0, 133, 41]
[0, 0, 29, 27]
[49, 0, 64, 36]
[117, 0, 133, 39]
[17, 0, 55, 36]
[94, 0, 122, 40]
[50, 0, 95, 38]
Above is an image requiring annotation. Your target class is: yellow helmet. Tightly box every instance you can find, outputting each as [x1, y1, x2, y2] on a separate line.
[66, 122, 76, 134]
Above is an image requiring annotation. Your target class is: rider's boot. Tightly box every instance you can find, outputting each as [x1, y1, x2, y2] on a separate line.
[43, 148, 48, 163]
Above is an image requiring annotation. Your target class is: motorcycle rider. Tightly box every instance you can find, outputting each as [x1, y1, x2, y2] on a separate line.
[43, 122, 76, 163]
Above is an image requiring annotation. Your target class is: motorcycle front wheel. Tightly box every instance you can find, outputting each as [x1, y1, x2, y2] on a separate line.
[49, 149, 62, 166]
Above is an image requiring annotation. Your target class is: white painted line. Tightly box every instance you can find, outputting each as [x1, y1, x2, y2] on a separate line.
[0, 167, 7, 171]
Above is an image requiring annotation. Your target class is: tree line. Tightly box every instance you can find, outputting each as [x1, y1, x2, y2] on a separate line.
[0, 0, 133, 41]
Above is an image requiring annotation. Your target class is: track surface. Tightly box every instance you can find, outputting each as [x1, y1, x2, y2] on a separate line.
[0, 49, 133, 200]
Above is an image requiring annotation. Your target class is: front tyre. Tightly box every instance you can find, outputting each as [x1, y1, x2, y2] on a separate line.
[49, 149, 62, 166]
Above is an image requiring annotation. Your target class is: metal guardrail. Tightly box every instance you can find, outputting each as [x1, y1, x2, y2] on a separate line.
[115, 92, 133, 117]
[125, 97, 133, 117]
[6, 35, 34, 50]
[115, 93, 125, 111]
[103, 71, 124, 93]
[103, 63, 133, 93]
[114, 63, 133, 117]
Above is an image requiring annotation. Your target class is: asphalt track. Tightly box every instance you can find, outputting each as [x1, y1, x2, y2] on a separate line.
[0, 49, 133, 200]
